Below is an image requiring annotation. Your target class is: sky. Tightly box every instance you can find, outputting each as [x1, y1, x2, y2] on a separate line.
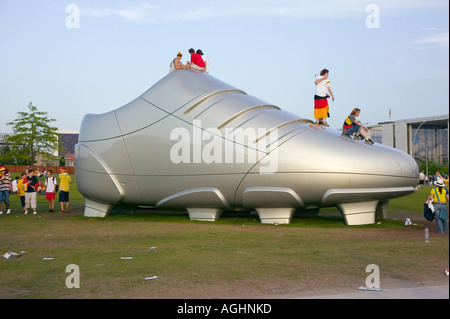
[0, 0, 448, 133]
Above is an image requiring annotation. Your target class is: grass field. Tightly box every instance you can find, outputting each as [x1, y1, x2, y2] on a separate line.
[0, 175, 448, 299]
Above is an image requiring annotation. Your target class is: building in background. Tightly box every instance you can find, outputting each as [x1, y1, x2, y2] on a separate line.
[1, 131, 80, 166]
[57, 130, 79, 167]
[367, 115, 449, 167]
[0, 133, 9, 148]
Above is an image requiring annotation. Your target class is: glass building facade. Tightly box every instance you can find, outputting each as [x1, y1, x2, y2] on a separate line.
[410, 120, 448, 165]
[368, 115, 449, 166]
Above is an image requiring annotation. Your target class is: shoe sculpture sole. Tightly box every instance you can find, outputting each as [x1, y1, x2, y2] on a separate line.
[75, 70, 419, 225]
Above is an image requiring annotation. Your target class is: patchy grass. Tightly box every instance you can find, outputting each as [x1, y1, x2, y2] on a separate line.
[0, 179, 448, 298]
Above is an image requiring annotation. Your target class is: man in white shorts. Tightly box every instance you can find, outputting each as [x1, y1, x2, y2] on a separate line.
[24, 169, 39, 215]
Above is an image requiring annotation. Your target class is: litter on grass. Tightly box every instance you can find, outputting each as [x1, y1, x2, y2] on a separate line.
[145, 276, 158, 280]
[3, 252, 21, 259]
[121, 257, 133, 260]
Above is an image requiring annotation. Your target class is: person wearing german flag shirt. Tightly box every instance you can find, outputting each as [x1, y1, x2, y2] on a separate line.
[342, 108, 374, 145]
[314, 69, 334, 126]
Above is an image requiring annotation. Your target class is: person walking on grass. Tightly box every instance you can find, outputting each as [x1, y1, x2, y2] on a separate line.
[427, 178, 449, 234]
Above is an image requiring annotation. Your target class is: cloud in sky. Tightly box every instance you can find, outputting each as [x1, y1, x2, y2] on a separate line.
[81, 3, 158, 23]
[417, 31, 449, 48]
[80, 0, 448, 24]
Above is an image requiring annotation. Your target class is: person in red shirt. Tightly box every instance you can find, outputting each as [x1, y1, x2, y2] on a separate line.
[188, 48, 206, 72]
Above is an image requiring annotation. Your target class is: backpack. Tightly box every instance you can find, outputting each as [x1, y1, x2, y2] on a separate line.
[12, 180, 18, 193]
[46, 177, 59, 192]
[423, 203, 435, 221]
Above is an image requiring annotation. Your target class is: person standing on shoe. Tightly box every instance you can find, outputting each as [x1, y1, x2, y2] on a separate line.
[58, 168, 72, 213]
[314, 69, 334, 126]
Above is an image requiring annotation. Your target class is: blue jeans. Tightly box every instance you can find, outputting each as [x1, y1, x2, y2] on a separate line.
[345, 125, 362, 136]
[0, 190, 10, 204]
[435, 204, 449, 233]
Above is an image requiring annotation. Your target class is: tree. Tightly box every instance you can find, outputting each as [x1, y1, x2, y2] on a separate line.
[0, 144, 29, 165]
[5, 102, 60, 166]
[59, 156, 66, 167]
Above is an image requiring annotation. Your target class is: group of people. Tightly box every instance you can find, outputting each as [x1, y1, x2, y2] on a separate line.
[169, 48, 209, 73]
[0, 165, 72, 215]
[169, 59, 372, 146]
[313, 68, 374, 145]
[419, 170, 446, 187]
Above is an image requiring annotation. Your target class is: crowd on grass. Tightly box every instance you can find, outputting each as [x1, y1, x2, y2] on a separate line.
[0, 165, 72, 215]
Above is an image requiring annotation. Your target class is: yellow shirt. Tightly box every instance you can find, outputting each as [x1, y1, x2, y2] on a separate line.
[16, 179, 26, 197]
[431, 187, 449, 203]
[59, 173, 72, 192]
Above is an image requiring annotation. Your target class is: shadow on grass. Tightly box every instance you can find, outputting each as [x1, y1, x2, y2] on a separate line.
[73, 207, 409, 229]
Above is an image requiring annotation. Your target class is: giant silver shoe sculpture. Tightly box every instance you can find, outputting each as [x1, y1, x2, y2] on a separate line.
[75, 69, 418, 225]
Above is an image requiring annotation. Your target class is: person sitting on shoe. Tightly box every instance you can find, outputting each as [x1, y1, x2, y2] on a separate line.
[188, 48, 206, 72]
[342, 108, 374, 144]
